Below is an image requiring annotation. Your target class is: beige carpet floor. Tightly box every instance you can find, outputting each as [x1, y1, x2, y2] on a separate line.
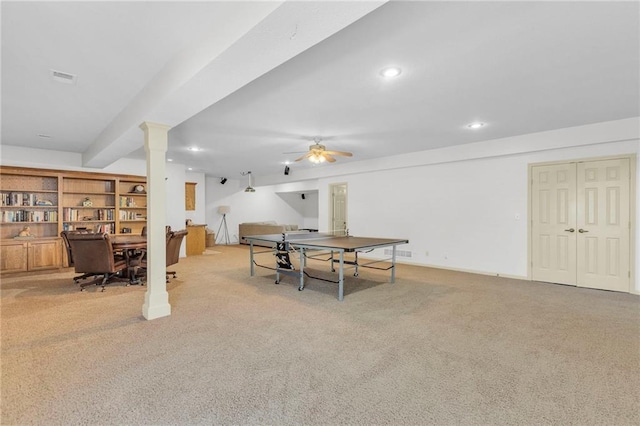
[1, 244, 639, 425]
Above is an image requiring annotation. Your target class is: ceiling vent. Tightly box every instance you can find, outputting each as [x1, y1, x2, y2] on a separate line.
[50, 69, 77, 84]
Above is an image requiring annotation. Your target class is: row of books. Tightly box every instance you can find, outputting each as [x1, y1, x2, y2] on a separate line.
[63, 208, 114, 221]
[1, 192, 54, 207]
[62, 223, 115, 233]
[119, 210, 146, 220]
[119, 196, 141, 207]
[1, 210, 58, 223]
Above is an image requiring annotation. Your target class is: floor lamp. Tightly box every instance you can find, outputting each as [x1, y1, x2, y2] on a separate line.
[216, 205, 231, 245]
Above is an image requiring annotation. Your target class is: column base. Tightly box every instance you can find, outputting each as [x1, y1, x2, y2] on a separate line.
[142, 302, 171, 320]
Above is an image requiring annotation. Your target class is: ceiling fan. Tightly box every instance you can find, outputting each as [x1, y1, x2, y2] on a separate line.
[294, 138, 353, 163]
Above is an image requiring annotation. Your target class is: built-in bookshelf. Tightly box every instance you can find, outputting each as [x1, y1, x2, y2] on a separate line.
[0, 171, 60, 240]
[118, 180, 147, 235]
[0, 166, 147, 273]
[62, 176, 117, 234]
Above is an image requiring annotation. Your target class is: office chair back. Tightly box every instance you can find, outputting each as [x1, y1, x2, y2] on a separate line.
[167, 229, 188, 267]
[65, 232, 125, 274]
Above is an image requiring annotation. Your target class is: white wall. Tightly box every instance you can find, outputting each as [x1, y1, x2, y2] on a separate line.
[204, 177, 309, 244]
[301, 191, 319, 229]
[313, 136, 639, 292]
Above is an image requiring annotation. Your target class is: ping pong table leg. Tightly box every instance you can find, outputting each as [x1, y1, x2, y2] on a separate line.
[250, 241, 255, 276]
[353, 251, 359, 277]
[298, 247, 305, 291]
[330, 250, 335, 272]
[338, 250, 344, 301]
[391, 245, 397, 283]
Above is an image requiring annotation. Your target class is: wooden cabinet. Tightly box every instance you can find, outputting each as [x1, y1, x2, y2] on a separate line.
[0, 238, 62, 273]
[0, 240, 28, 273]
[0, 166, 147, 274]
[185, 182, 196, 211]
[28, 239, 63, 271]
[186, 224, 206, 256]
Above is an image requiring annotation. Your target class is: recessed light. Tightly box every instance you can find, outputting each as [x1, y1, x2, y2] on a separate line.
[380, 67, 402, 78]
[187, 167, 193, 171]
[187, 147, 201, 152]
[167, 158, 173, 162]
[467, 122, 486, 129]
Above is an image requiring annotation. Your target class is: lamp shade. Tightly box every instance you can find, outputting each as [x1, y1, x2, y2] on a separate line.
[218, 206, 231, 215]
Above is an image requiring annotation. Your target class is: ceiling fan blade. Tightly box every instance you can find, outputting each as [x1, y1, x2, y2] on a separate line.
[323, 153, 337, 163]
[295, 152, 313, 162]
[324, 150, 353, 157]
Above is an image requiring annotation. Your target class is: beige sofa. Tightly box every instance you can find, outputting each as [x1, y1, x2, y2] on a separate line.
[239, 221, 299, 245]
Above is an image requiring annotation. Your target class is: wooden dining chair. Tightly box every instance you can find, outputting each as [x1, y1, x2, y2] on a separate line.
[65, 232, 129, 291]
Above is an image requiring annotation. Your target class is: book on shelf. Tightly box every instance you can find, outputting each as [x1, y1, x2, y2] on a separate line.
[1, 192, 53, 207]
[119, 196, 137, 207]
[1, 210, 58, 223]
[62, 223, 115, 233]
[63, 208, 114, 222]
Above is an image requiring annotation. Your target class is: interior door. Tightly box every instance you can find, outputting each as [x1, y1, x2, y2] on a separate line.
[531, 158, 631, 292]
[576, 158, 630, 291]
[330, 183, 347, 235]
[531, 163, 578, 285]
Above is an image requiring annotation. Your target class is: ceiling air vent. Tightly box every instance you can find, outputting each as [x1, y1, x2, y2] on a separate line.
[50, 69, 77, 84]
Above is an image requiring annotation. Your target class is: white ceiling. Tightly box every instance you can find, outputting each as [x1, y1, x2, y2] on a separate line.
[2, 1, 639, 181]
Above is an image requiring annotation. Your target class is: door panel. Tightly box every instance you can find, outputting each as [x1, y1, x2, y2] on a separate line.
[576, 159, 630, 291]
[330, 184, 347, 235]
[531, 163, 577, 285]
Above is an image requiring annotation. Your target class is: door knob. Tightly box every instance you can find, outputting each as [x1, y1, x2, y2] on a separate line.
[564, 228, 575, 233]
[578, 228, 589, 233]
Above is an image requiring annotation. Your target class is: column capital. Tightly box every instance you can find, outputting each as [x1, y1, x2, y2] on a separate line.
[139, 121, 171, 132]
[140, 121, 171, 151]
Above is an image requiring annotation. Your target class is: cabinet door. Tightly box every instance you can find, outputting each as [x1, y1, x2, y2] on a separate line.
[0, 242, 29, 273]
[186, 225, 205, 256]
[28, 239, 62, 271]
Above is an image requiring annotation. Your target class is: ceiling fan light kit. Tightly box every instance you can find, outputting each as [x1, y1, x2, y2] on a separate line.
[294, 139, 353, 164]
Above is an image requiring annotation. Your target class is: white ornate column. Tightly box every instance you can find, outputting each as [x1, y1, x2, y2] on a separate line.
[140, 121, 171, 320]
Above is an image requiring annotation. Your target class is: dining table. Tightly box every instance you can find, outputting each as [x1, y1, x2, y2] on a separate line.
[111, 234, 147, 284]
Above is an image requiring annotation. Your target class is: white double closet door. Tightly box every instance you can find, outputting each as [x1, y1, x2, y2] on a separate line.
[531, 157, 631, 292]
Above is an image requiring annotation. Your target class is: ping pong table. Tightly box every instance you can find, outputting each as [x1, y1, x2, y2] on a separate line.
[245, 232, 409, 301]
